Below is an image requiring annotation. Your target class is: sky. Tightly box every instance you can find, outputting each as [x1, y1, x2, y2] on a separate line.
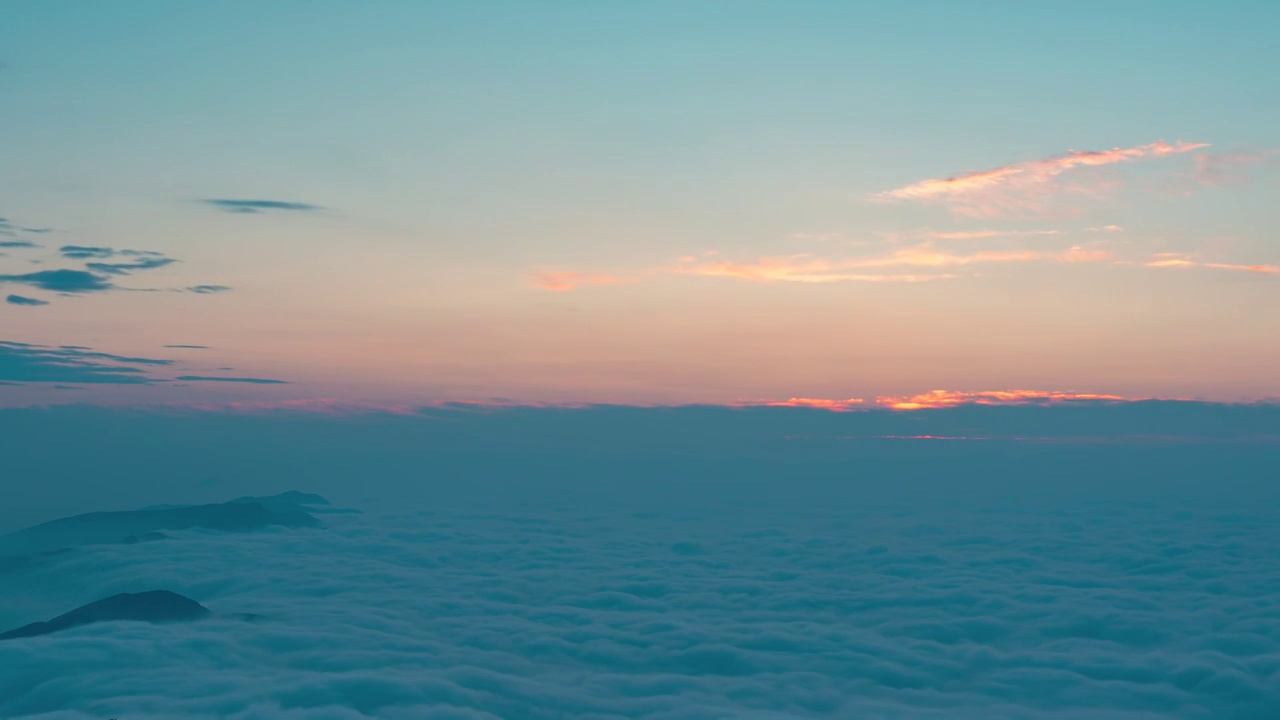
[2, 0, 1278, 408]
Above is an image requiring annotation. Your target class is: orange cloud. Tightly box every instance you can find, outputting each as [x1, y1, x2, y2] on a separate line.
[1144, 253, 1280, 274]
[672, 244, 1111, 284]
[672, 254, 953, 284]
[750, 397, 866, 411]
[875, 389, 1131, 410]
[739, 389, 1143, 413]
[1201, 262, 1280, 274]
[531, 271, 629, 292]
[536, 243, 1115, 291]
[867, 245, 1111, 267]
[870, 140, 1209, 217]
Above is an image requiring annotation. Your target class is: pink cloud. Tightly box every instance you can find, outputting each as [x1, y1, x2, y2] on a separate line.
[671, 254, 954, 284]
[875, 389, 1133, 410]
[531, 271, 630, 292]
[1144, 252, 1280, 275]
[747, 397, 866, 411]
[737, 389, 1160, 413]
[536, 243, 1116, 290]
[870, 140, 1209, 218]
[673, 244, 1111, 283]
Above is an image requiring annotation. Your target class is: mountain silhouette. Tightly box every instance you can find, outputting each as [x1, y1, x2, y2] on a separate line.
[0, 495, 322, 556]
[0, 590, 211, 640]
[228, 491, 355, 514]
[231, 490, 331, 507]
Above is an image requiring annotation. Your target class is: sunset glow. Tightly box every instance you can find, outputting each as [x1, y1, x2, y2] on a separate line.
[1, 2, 1277, 409]
[4, 6, 1280, 720]
[874, 390, 1133, 410]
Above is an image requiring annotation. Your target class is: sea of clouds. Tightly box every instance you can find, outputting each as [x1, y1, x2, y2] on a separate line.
[2, 495, 1278, 719]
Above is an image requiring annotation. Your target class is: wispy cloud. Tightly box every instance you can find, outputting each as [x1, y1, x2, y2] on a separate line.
[0, 219, 229, 305]
[750, 397, 866, 411]
[175, 375, 290, 384]
[1143, 253, 1280, 275]
[5, 294, 49, 307]
[59, 245, 115, 259]
[870, 140, 1208, 218]
[164, 345, 211, 350]
[731, 390, 1139, 412]
[0, 341, 172, 384]
[533, 239, 1280, 292]
[672, 256, 953, 284]
[203, 199, 322, 214]
[0, 216, 54, 238]
[86, 257, 178, 275]
[186, 284, 232, 294]
[531, 272, 630, 292]
[0, 340, 291, 386]
[874, 389, 1132, 410]
[533, 243, 1116, 290]
[0, 247, 229, 304]
[672, 245, 1111, 283]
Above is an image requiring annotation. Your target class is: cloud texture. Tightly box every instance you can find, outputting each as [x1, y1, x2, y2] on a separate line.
[869, 140, 1209, 218]
[1, 492, 1277, 719]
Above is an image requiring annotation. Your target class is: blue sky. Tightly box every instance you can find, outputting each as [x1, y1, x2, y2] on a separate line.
[2, 1, 1278, 406]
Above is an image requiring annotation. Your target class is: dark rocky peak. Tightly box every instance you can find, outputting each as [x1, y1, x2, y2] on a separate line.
[0, 590, 211, 641]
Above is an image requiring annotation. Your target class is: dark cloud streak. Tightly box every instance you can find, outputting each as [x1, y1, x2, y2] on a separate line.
[0, 341, 290, 386]
[0, 341, 170, 384]
[0, 270, 114, 293]
[59, 246, 115, 259]
[175, 375, 289, 385]
[86, 257, 177, 275]
[203, 199, 321, 214]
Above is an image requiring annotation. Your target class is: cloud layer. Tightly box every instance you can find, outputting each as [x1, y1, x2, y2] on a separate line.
[0, 491, 1276, 719]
